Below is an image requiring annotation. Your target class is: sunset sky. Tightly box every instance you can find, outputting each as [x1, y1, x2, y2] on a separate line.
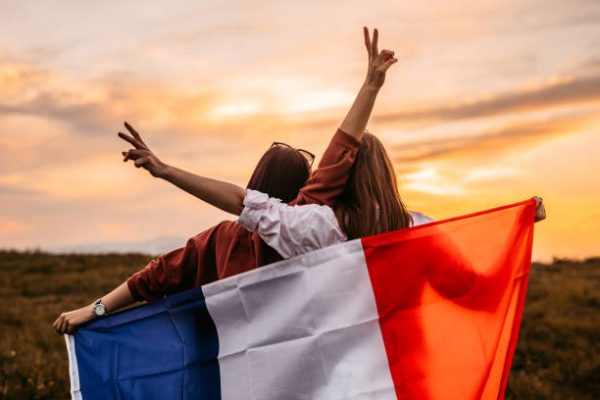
[1, 1, 599, 261]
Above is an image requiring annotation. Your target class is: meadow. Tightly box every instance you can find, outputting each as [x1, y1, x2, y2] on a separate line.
[0, 250, 598, 399]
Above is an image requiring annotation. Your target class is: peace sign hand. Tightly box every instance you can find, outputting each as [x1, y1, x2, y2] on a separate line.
[363, 27, 398, 88]
[118, 122, 168, 178]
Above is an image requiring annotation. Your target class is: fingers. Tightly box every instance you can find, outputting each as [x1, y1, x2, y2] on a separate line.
[122, 149, 149, 162]
[380, 49, 394, 61]
[364, 26, 371, 56]
[55, 315, 68, 334]
[62, 320, 70, 334]
[118, 132, 146, 150]
[382, 57, 398, 71]
[134, 156, 150, 168]
[364, 27, 379, 58]
[53, 315, 63, 333]
[372, 28, 378, 57]
[533, 196, 546, 222]
[124, 121, 147, 145]
[124, 121, 139, 137]
[535, 208, 546, 222]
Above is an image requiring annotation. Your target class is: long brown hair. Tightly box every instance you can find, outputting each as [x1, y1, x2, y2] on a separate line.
[247, 146, 310, 203]
[335, 132, 412, 239]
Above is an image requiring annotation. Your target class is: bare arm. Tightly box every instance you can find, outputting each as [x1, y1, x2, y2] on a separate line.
[162, 165, 245, 215]
[339, 27, 397, 140]
[118, 122, 245, 215]
[53, 281, 136, 334]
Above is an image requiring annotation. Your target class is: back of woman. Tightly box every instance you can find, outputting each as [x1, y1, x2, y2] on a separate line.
[238, 133, 430, 259]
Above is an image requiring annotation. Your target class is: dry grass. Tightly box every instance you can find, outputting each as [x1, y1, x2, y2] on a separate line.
[0, 250, 598, 399]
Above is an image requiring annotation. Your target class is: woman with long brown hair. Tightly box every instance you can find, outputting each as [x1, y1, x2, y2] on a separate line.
[334, 131, 415, 240]
[54, 26, 398, 334]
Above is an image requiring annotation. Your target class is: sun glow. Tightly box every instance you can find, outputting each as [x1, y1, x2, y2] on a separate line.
[0, 1, 598, 260]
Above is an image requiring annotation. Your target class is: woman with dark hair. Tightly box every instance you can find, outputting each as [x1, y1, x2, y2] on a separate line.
[111, 117, 546, 261]
[54, 26, 398, 333]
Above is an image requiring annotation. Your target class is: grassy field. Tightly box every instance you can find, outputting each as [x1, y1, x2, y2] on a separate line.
[0, 251, 598, 399]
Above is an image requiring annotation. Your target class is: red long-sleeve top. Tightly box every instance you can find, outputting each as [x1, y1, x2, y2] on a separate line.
[127, 129, 360, 301]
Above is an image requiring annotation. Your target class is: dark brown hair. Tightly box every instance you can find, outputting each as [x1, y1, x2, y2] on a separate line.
[246, 146, 310, 203]
[335, 132, 412, 239]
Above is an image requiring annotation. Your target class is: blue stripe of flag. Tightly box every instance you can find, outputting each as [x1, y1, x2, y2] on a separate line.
[72, 287, 221, 400]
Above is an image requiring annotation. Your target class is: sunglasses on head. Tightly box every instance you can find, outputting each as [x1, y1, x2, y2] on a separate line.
[271, 142, 316, 168]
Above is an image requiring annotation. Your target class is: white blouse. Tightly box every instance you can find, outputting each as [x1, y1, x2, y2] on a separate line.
[238, 190, 433, 259]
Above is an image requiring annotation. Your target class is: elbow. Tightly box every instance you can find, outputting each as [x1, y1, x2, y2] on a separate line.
[231, 202, 244, 216]
[229, 189, 245, 216]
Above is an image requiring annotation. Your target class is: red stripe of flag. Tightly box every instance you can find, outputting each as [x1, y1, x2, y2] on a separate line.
[362, 199, 535, 399]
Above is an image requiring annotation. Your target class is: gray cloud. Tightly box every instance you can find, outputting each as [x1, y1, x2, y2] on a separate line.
[377, 72, 600, 125]
[0, 184, 42, 196]
[0, 92, 111, 134]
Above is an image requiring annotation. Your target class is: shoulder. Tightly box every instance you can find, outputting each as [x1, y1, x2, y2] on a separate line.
[293, 203, 338, 222]
[244, 189, 282, 209]
[330, 128, 361, 150]
[238, 190, 287, 230]
[240, 190, 341, 234]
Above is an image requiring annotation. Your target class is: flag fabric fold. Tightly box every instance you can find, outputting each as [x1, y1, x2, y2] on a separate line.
[66, 198, 535, 400]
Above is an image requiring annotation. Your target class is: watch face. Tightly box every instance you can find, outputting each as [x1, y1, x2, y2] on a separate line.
[94, 303, 106, 316]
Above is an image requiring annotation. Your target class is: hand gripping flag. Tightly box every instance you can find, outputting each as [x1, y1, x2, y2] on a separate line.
[65, 198, 536, 400]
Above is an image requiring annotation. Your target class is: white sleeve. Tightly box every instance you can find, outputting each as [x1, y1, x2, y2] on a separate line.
[238, 190, 347, 259]
[410, 211, 434, 227]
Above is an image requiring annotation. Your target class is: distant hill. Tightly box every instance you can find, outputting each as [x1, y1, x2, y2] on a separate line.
[44, 235, 187, 255]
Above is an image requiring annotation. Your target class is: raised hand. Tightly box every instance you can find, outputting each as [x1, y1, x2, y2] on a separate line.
[363, 27, 397, 88]
[118, 122, 168, 178]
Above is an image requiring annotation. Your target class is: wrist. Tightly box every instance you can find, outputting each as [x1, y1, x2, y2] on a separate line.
[362, 81, 382, 92]
[158, 164, 173, 180]
[90, 298, 109, 318]
[87, 303, 97, 320]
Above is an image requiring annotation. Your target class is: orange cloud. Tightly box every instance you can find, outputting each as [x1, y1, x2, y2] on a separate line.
[391, 110, 597, 164]
[0, 61, 50, 93]
[0, 59, 341, 145]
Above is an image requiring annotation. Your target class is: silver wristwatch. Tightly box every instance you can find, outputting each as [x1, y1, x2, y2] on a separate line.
[93, 298, 107, 317]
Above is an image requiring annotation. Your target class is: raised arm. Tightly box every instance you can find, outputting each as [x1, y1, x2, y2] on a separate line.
[292, 27, 398, 206]
[118, 122, 245, 215]
[339, 27, 397, 140]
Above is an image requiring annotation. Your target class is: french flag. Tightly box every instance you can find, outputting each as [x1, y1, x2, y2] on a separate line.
[65, 199, 535, 400]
